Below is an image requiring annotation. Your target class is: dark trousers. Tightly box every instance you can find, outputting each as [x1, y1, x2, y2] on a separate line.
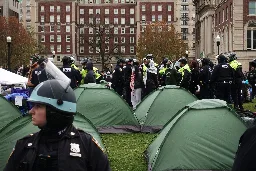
[215, 83, 231, 103]
[231, 83, 243, 109]
[125, 87, 132, 106]
[200, 84, 211, 99]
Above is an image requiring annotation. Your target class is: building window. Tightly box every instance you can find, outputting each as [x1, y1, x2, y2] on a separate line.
[57, 56, 61, 61]
[89, 27, 93, 34]
[121, 46, 125, 53]
[41, 16, 44, 22]
[152, 5, 155, 11]
[114, 9, 118, 14]
[80, 46, 84, 53]
[57, 35, 61, 42]
[130, 37, 134, 43]
[247, 30, 256, 50]
[105, 9, 109, 14]
[226, 6, 228, 20]
[121, 18, 125, 24]
[114, 37, 118, 43]
[152, 15, 155, 22]
[41, 6, 44, 12]
[130, 46, 134, 53]
[80, 9, 84, 14]
[168, 15, 172, 22]
[89, 9, 93, 14]
[66, 15, 70, 23]
[142, 15, 146, 23]
[57, 6, 60, 12]
[105, 46, 109, 53]
[114, 18, 118, 24]
[121, 9, 125, 14]
[130, 28, 134, 34]
[105, 18, 109, 24]
[222, 9, 224, 23]
[50, 45, 54, 52]
[158, 5, 162, 11]
[80, 28, 84, 34]
[57, 15, 60, 22]
[50, 6, 54, 12]
[96, 9, 100, 14]
[130, 18, 134, 24]
[121, 28, 125, 34]
[249, 1, 256, 15]
[66, 45, 71, 53]
[66, 6, 70, 12]
[158, 15, 162, 21]
[66, 26, 70, 32]
[50, 35, 54, 42]
[114, 27, 118, 34]
[80, 18, 84, 24]
[89, 18, 93, 24]
[142, 5, 145, 11]
[41, 26, 44, 32]
[182, 33, 187, 40]
[66, 35, 71, 42]
[89, 46, 93, 53]
[50, 15, 54, 22]
[105, 37, 109, 43]
[57, 45, 61, 52]
[41, 35, 45, 42]
[50, 26, 54, 32]
[168, 5, 172, 11]
[121, 37, 125, 43]
[130, 8, 134, 14]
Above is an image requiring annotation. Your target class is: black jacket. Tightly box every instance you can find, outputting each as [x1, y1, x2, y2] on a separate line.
[60, 65, 82, 89]
[84, 62, 96, 84]
[210, 63, 234, 83]
[123, 64, 132, 87]
[30, 65, 48, 87]
[111, 65, 124, 89]
[134, 65, 144, 89]
[165, 68, 178, 85]
[4, 125, 110, 171]
[232, 125, 256, 171]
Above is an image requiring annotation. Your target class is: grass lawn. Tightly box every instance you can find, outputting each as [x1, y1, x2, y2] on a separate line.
[101, 100, 256, 171]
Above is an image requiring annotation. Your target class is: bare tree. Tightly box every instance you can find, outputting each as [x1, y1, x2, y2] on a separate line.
[77, 17, 122, 70]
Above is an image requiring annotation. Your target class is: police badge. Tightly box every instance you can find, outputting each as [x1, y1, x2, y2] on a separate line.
[70, 143, 81, 157]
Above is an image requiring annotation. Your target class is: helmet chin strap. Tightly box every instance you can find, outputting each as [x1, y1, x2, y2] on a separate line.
[39, 106, 74, 131]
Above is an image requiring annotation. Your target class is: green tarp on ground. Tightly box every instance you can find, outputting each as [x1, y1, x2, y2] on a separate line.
[0, 95, 22, 129]
[75, 84, 140, 133]
[135, 86, 197, 132]
[145, 99, 247, 171]
[0, 112, 105, 171]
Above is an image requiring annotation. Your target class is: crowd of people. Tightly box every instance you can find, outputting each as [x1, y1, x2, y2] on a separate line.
[11, 52, 256, 111]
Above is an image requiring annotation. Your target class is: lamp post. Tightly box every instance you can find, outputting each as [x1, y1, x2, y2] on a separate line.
[6, 36, 11, 71]
[185, 50, 189, 58]
[216, 35, 220, 55]
[52, 51, 55, 58]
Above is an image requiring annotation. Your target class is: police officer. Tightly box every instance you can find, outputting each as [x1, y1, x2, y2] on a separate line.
[123, 58, 133, 106]
[70, 56, 79, 70]
[80, 58, 89, 85]
[4, 79, 110, 171]
[178, 57, 191, 90]
[60, 56, 82, 89]
[165, 60, 179, 85]
[111, 59, 124, 96]
[84, 61, 96, 84]
[199, 58, 212, 99]
[228, 53, 244, 110]
[27, 55, 41, 95]
[247, 60, 256, 99]
[210, 54, 234, 102]
[30, 57, 48, 88]
[158, 58, 169, 86]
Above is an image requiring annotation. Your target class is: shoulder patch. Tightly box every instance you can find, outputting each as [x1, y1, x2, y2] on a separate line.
[92, 137, 105, 152]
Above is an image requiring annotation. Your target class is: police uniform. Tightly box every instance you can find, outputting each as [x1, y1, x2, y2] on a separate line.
[111, 64, 124, 96]
[178, 64, 191, 90]
[211, 57, 234, 102]
[4, 125, 109, 171]
[247, 67, 256, 98]
[30, 66, 48, 87]
[60, 65, 82, 89]
[230, 59, 244, 109]
[123, 62, 133, 106]
[199, 59, 212, 99]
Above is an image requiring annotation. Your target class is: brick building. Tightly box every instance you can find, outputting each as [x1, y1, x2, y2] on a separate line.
[0, 0, 19, 17]
[194, 0, 256, 70]
[36, 0, 76, 65]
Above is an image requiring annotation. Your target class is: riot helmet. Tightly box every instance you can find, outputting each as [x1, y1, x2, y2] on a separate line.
[201, 58, 210, 66]
[62, 56, 71, 65]
[217, 54, 228, 63]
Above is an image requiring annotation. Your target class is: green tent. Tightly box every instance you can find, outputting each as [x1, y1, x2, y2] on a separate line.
[135, 86, 197, 132]
[0, 95, 22, 129]
[145, 99, 247, 171]
[0, 112, 105, 171]
[75, 84, 140, 133]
